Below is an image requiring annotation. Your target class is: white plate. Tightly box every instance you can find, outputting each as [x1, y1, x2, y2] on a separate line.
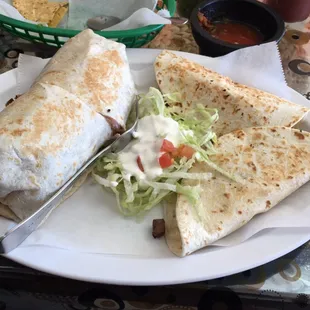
[1, 49, 310, 285]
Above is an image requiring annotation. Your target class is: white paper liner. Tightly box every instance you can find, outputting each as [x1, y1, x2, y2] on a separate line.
[1, 42, 310, 255]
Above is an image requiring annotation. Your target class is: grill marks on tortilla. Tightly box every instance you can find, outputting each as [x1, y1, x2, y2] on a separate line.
[39, 50, 124, 119]
[35, 31, 135, 129]
[220, 126, 310, 197]
[155, 51, 309, 137]
[213, 128, 310, 187]
[83, 51, 123, 113]
[23, 100, 82, 156]
[0, 85, 87, 158]
[34, 50, 128, 134]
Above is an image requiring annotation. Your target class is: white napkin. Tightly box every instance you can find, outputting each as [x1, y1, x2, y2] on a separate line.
[68, 0, 158, 30]
[17, 54, 50, 95]
[2, 42, 310, 256]
[103, 8, 171, 31]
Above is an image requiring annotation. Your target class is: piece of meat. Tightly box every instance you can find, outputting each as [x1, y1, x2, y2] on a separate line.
[5, 94, 21, 107]
[152, 219, 165, 239]
[103, 115, 125, 136]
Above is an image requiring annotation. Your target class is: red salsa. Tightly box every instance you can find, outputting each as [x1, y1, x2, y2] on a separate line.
[198, 12, 263, 46]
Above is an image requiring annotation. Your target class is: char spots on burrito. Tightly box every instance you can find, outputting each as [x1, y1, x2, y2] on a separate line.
[33, 30, 136, 129]
[27, 93, 83, 155]
[84, 50, 124, 112]
[0, 29, 136, 222]
[1, 84, 88, 158]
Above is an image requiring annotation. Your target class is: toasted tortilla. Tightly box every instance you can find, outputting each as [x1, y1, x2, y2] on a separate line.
[48, 3, 68, 27]
[165, 127, 310, 257]
[13, 0, 68, 26]
[0, 169, 89, 223]
[155, 51, 309, 137]
[0, 204, 20, 223]
[0, 84, 113, 221]
[0, 30, 136, 222]
[36, 29, 136, 128]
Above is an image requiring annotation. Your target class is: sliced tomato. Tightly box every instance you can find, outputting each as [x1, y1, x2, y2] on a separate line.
[159, 153, 174, 169]
[171, 148, 180, 158]
[160, 139, 176, 153]
[136, 156, 144, 172]
[178, 145, 195, 159]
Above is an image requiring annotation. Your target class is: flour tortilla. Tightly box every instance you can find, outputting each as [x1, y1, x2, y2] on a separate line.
[36, 29, 136, 128]
[0, 169, 90, 223]
[0, 204, 19, 222]
[0, 30, 136, 221]
[165, 127, 310, 257]
[0, 84, 113, 221]
[155, 51, 309, 137]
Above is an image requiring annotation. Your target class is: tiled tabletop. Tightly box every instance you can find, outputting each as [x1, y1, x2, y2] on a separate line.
[0, 15, 310, 310]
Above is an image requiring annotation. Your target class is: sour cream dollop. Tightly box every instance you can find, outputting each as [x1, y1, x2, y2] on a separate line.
[118, 115, 183, 181]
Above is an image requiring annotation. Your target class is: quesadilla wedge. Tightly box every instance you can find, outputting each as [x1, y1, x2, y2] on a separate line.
[165, 127, 310, 257]
[155, 51, 309, 137]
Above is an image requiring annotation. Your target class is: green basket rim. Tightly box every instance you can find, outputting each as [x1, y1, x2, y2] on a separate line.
[0, 0, 176, 38]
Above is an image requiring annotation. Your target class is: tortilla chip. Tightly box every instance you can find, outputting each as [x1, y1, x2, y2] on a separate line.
[13, 0, 68, 26]
[49, 3, 68, 27]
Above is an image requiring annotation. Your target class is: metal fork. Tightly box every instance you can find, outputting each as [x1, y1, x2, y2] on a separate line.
[0, 96, 139, 254]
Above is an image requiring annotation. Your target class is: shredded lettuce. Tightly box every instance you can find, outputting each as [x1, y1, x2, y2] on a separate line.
[93, 87, 221, 216]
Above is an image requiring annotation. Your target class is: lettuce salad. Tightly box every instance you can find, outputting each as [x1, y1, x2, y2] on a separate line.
[93, 88, 220, 216]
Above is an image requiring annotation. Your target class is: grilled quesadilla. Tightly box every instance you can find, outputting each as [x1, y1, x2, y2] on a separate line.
[155, 51, 309, 137]
[165, 127, 310, 257]
[0, 30, 136, 221]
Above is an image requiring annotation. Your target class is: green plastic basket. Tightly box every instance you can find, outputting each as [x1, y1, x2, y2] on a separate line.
[0, 0, 176, 48]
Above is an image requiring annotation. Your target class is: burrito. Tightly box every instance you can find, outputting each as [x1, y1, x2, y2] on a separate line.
[155, 51, 309, 137]
[0, 30, 136, 221]
[36, 29, 135, 128]
[165, 127, 310, 257]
